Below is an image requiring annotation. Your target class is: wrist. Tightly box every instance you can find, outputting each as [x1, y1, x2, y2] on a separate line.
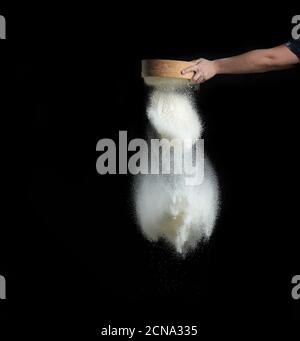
[212, 59, 221, 75]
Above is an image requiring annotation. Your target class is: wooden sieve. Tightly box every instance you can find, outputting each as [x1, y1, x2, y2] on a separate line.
[141, 59, 194, 79]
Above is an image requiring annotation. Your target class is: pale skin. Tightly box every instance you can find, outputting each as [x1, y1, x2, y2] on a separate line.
[181, 45, 300, 84]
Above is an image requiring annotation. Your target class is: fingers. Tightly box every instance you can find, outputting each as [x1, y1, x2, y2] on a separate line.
[181, 64, 198, 75]
[181, 59, 205, 76]
[191, 71, 205, 84]
[181, 65, 205, 83]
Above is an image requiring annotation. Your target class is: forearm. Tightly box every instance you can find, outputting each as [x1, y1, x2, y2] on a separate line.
[213, 46, 296, 75]
[181, 45, 299, 84]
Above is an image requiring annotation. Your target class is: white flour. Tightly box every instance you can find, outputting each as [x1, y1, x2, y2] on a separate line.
[134, 77, 220, 255]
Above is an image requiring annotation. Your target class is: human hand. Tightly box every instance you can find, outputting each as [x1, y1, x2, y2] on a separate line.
[181, 58, 218, 84]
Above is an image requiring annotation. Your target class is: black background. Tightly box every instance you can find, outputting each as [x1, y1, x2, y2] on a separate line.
[0, 4, 299, 337]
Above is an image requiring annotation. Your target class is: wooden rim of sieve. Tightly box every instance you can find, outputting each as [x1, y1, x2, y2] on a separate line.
[141, 59, 194, 79]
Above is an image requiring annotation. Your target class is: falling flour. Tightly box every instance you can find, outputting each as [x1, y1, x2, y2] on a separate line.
[134, 76, 220, 255]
